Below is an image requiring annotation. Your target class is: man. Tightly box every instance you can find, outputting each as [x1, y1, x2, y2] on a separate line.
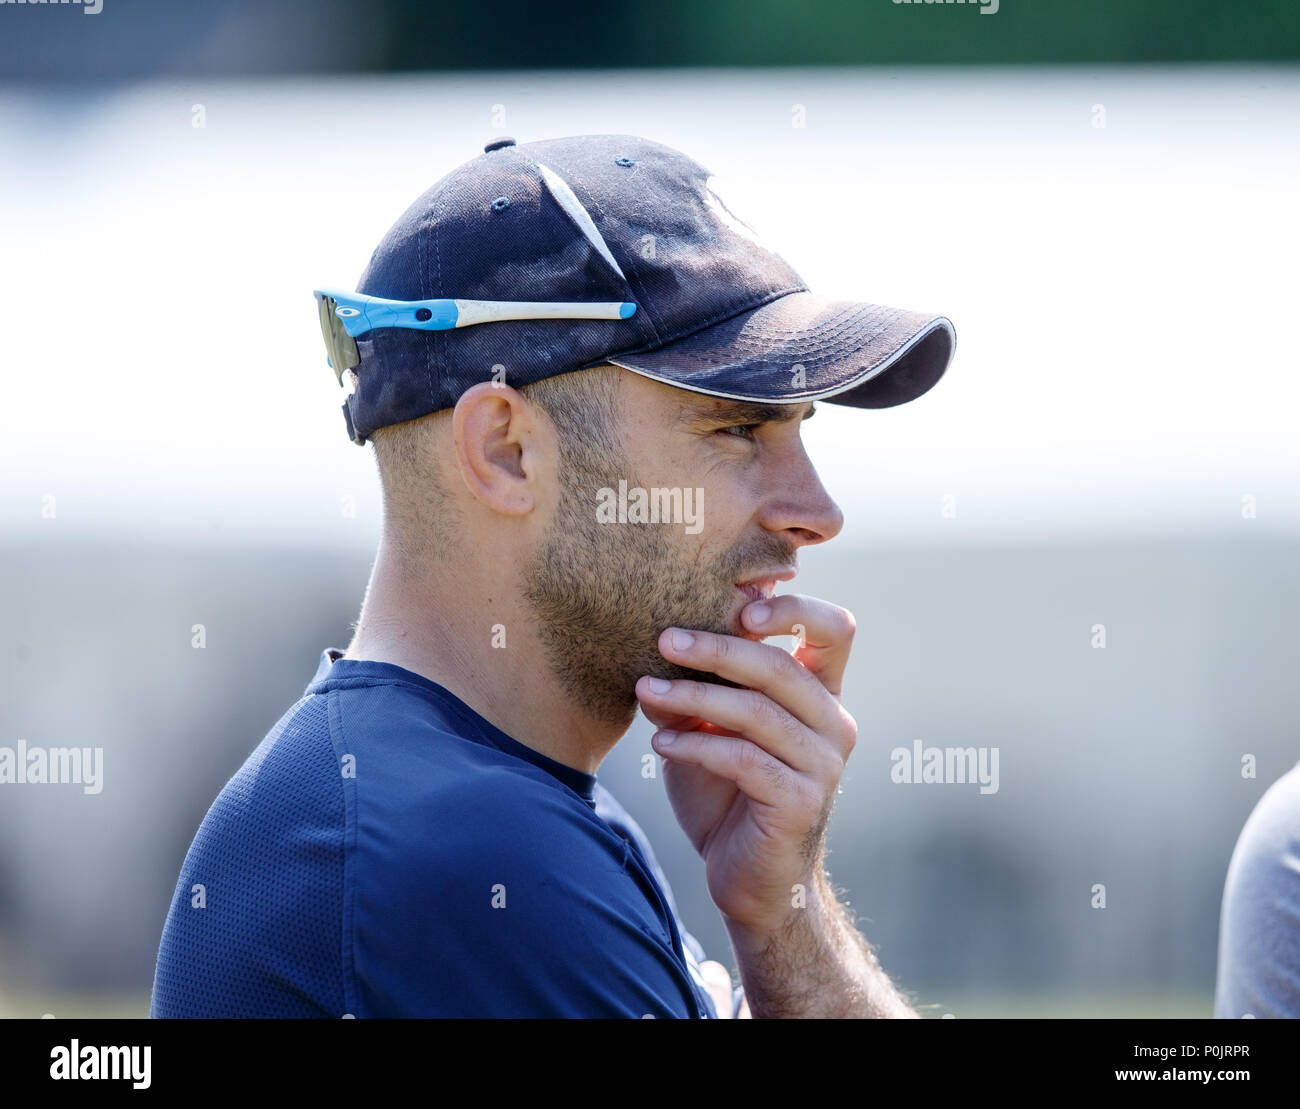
[1215, 760, 1300, 1018]
[150, 133, 956, 1018]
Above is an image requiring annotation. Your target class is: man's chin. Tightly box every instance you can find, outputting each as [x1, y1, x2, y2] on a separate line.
[707, 607, 767, 643]
[729, 603, 768, 641]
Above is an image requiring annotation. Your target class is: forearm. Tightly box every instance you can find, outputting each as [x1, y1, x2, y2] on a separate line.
[725, 871, 917, 1019]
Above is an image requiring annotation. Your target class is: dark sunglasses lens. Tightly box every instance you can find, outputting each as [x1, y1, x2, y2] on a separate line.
[316, 294, 360, 386]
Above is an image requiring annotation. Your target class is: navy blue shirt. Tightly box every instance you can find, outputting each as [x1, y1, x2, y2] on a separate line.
[151, 649, 718, 1018]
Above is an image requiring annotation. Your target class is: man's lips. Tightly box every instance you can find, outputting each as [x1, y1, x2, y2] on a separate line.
[733, 567, 797, 603]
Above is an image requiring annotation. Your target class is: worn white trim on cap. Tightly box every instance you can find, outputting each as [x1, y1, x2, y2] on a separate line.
[537, 162, 627, 281]
[602, 316, 956, 404]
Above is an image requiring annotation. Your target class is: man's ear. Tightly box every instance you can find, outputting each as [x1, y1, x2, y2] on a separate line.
[450, 382, 549, 517]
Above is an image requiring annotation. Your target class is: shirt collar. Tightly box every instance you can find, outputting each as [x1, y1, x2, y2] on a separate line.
[305, 647, 597, 801]
[307, 647, 345, 690]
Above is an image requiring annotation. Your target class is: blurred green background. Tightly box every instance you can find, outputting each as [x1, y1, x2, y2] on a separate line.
[0, 0, 1298, 80]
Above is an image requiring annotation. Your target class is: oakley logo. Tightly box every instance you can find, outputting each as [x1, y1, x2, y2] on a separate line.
[538, 162, 627, 281]
[334, 306, 361, 318]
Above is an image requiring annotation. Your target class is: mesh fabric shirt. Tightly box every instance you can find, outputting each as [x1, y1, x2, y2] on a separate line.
[150, 648, 719, 1019]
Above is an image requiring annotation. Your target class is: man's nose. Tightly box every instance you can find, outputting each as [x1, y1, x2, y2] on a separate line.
[757, 454, 844, 547]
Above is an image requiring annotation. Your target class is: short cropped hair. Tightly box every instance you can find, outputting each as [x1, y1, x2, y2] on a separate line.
[369, 366, 623, 561]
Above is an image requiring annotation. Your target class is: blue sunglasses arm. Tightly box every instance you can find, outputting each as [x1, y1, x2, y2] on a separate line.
[316, 289, 460, 336]
[314, 288, 638, 338]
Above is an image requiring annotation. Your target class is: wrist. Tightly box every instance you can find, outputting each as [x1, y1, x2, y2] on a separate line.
[721, 870, 837, 955]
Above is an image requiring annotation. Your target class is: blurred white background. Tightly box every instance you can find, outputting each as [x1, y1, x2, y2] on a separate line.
[3, 66, 1297, 548]
[2, 66, 1297, 1017]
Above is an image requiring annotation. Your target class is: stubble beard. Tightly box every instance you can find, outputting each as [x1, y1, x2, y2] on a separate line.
[522, 449, 795, 727]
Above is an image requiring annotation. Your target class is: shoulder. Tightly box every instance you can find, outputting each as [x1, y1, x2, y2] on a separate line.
[1215, 762, 1300, 1018]
[1224, 762, 1300, 886]
[189, 690, 344, 863]
[151, 693, 348, 1017]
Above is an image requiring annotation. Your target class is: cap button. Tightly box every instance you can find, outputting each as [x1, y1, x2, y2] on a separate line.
[483, 136, 516, 153]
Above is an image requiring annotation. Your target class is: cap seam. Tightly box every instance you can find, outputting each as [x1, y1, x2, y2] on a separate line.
[720, 304, 912, 344]
[716, 305, 897, 356]
[634, 333, 891, 371]
[644, 309, 922, 368]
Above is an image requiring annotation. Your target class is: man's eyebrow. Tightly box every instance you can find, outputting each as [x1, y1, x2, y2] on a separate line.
[683, 400, 817, 426]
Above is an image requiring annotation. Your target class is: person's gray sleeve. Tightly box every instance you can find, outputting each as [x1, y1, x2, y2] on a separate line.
[1214, 760, 1300, 1018]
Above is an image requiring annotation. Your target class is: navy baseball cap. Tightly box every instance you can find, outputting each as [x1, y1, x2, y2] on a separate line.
[315, 133, 956, 446]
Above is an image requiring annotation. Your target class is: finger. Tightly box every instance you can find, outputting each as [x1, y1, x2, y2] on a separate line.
[638, 701, 701, 731]
[738, 593, 856, 696]
[698, 960, 734, 1019]
[637, 675, 823, 776]
[655, 626, 847, 741]
[649, 728, 813, 810]
[638, 702, 745, 739]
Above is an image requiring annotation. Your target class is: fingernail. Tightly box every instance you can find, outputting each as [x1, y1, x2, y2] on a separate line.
[745, 603, 770, 627]
[655, 730, 677, 746]
[646, 677, 671, 694]
[670, 629, 694, 651]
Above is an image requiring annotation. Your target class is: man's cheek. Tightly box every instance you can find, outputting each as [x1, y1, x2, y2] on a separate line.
[683, 486, 704, 534]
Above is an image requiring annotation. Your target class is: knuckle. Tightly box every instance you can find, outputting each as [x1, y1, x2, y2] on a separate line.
[781, 711, 809, 752]
[751, 692, 799, 745]
[790, 782, 824, 826]
[825, 744, 850, 782]
[767, 642, 801, 682]
[758, 638, 783, 670]
[736, 739, 766, 774]
[763, 759, 790, 791]
[747, 689, 777, 726]
[766, 642, 810, 695]
[710, 632, 734, 662]
[838, 707, 858, 753]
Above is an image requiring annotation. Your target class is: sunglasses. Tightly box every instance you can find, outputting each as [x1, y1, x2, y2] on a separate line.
[313, 288, 638, 386]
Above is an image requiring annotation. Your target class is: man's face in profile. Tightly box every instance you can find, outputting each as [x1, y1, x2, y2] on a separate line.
[522, 369, 843, 724]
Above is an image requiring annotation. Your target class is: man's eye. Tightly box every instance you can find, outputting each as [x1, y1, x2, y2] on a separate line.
[717, 423, 760, 441]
